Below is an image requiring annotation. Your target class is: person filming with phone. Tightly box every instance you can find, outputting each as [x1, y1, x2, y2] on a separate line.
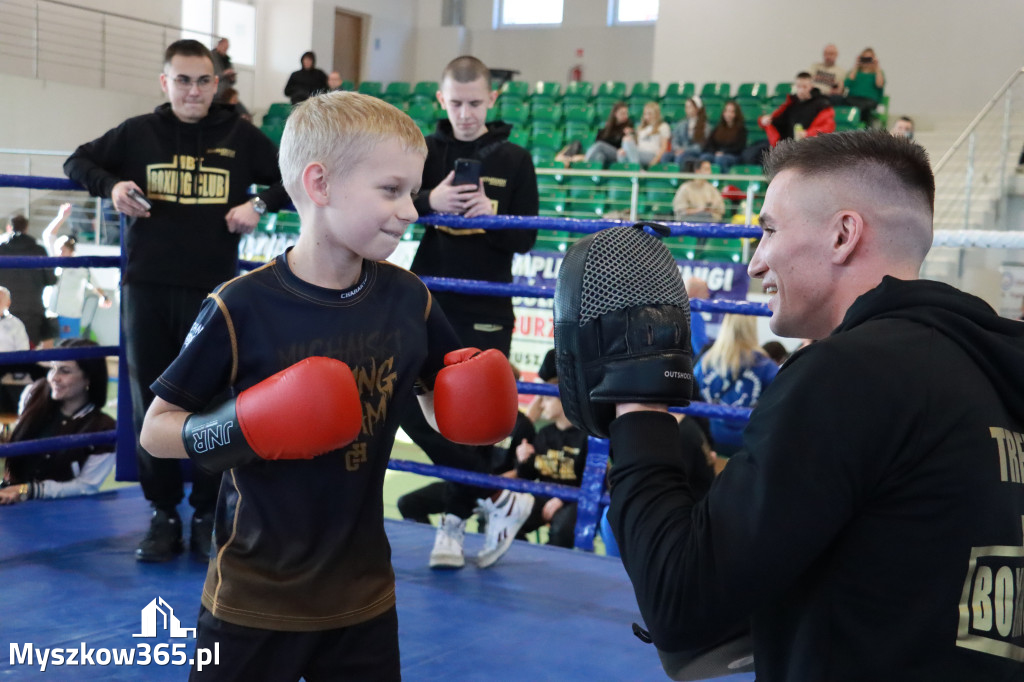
[404, 55, 539, 570]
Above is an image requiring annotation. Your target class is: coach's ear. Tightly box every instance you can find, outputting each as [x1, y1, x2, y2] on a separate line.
[832, 210, 864, 265]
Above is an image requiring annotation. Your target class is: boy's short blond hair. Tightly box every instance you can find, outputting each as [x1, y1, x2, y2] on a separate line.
[279, 91, 427, 202]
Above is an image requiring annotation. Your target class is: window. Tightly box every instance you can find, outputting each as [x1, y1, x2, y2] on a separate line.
[495, 0, 564, 28]
[609, 0, 658, 25]
[217, 0, 256, 66]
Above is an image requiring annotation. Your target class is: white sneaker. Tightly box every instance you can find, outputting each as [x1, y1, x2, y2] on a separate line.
[476, 490, 535, 568]
[429, 514, 466, 569]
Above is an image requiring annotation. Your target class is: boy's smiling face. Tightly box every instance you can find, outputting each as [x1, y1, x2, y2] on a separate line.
[436, 76, 497, 142]
[322, 138, 424, 263]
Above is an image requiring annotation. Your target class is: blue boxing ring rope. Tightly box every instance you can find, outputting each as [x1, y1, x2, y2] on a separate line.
[0, 173, 763, 553]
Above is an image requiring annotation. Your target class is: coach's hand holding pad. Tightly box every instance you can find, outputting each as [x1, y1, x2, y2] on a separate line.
[182, 357, 363, 473]
[434, 348, 519, 445]
[554, 222, 693, 438]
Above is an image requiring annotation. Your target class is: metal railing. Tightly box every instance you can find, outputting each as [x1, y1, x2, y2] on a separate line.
[931, 66, 1024, 232]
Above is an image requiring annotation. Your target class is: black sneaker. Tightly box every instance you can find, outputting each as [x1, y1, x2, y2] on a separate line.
[135, 509, 184, 562]
[190, 512, 214, 562]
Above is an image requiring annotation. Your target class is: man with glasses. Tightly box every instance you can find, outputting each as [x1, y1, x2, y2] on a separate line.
[64, 39, 288, 564]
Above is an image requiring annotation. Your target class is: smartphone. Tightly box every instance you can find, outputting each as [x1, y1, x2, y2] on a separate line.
[127, 188, 152, 211]
[452, 158, 482, 187]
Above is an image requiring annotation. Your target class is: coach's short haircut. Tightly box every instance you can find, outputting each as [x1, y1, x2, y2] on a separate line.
[764, 129, 935, 214]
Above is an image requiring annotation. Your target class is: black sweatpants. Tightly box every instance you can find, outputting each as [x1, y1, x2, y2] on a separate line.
[189, 605, 401, 681]
[398, 318, 513, 519]
[122, 282, 221, 514]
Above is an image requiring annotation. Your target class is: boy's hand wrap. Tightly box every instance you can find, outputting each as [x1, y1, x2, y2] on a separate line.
[434, 348, 518, 445]
[182, 357, 363, 473]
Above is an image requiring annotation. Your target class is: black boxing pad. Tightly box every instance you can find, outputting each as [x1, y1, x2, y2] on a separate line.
[553, 222, 693, 438]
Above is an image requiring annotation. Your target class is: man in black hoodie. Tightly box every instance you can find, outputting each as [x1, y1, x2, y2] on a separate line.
[405, 55, 539, 570]
[64, 39, 288, 564]
[604, 130, 1024, 679]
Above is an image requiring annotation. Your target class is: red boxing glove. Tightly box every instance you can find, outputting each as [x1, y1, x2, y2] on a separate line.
[183, 357, 363, 472]
[434, 348, 518, 445]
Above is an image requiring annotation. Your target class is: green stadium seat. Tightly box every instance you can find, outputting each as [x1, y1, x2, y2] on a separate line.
[773, 82, 793, 98]
[530, 102, 563, 124]
[531, 126, 564, 150]
[533, 81, 562, 100]
[411, 81, 439, 102]
[628, 100, 646, 121]
[737, 100, 764, 124]
[501, 81, 530, 99]
[834, 105, 863, 130]
[408, 101, 438, 123]
[509, 126, 531, 148]
[564, 122, 596, 147]
[596, 81, 628, 100]
[265, 102, 292, 121]
[736, 82, 770, 100]
[606, 161, 641, 212]
[564, 103, 596, 125]
[628, 81, 661, 101]
[357, 81, 383, 97]
[660, 101, 685, 124]
[260, 122, 285, 147]
[498, 101, 530, 126]
[700, 82, 731, 100]
[663, 82, 696, 100]
[562, 81, 593, 105]
[538, 188, 569, 216]
[382, 81, 411, 107]
[339, 79, 355, 91]
[595, 100, 617, 122]
[531, 147, 557, 165]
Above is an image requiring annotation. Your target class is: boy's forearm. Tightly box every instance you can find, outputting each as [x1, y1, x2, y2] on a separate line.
[141, 398, 190, 459]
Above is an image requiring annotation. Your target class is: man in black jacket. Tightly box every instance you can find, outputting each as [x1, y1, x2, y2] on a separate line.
[406, 55, 539, 570]
[605, 131, 1024, 680]
[0, 214, 57, 347]
[64, 39, 288, 563]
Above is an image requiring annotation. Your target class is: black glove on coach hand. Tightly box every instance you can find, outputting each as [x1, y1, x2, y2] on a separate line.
[553, 222, 693, 438]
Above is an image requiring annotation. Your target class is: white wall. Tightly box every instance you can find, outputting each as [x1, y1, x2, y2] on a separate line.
[653, 0, 1024, 122]
[0, 75, 164, 153]
[253, 0, 315, 112]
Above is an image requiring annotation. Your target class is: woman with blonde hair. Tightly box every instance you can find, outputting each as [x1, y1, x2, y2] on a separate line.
[620, 101, 671, 168]
[694, 313, 778, 456]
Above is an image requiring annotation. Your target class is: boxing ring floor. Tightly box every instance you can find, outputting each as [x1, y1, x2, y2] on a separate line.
[0, 485, 754, 681]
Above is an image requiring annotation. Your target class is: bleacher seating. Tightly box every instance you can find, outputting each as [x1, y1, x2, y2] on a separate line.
[253, 77, 879, 264]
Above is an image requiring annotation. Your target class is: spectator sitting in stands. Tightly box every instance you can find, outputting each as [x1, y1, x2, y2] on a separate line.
[327, 71, 344, 91]
[810, 43, 845, 104]
[620, 101, 671, 169]
[662, 97, 711, 170]
[0, 339, 115, 504]
[684, 276, 711, 358]
[890, 115, 914, 140]
[283, 51, 328, 104]
[694, 313, 779, 457]
[844, 47, 886, 127]
[210, 38, 236, 102]
[699, 100, 747, 173]
[511, 351, 589, 551]
[584, 102, 633, 168]
[672, 160, 725, 223]
[741, 72, 834, 168]
[219, 87, 252, 122]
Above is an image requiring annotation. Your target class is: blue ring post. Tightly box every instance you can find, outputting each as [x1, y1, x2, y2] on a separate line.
[115, 213, 136, 481]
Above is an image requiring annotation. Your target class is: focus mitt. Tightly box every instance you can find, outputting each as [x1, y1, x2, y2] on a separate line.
[553, 222, 693, 438]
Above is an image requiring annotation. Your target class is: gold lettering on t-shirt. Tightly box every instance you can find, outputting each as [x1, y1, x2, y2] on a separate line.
[990, 427, 1024, 484]
[145, 155, 230, 205]
[345, 442, 368, 471]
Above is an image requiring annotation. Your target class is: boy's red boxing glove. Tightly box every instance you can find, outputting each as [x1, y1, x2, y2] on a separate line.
[182, 357, 363, 473]
[434, 348, 518, 446]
